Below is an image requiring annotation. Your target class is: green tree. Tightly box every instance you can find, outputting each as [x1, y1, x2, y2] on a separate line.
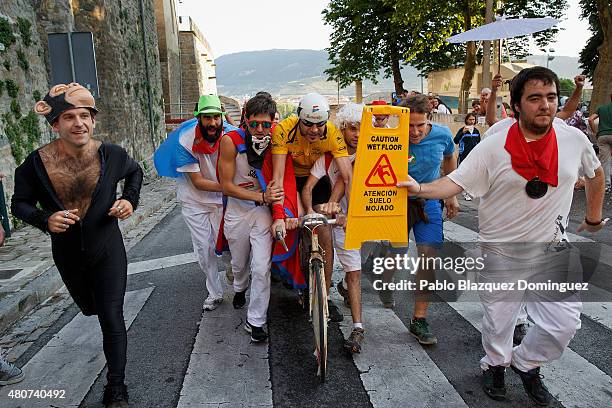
[392, 0, 567, 112]
[323, 0, 413, 93]
[559, 78, 576, 97]
[579, 0, 601, 81]
[580, 0, 611, 110]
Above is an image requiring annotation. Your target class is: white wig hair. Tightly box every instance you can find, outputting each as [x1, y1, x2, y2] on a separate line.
[335, 102, 365, 129]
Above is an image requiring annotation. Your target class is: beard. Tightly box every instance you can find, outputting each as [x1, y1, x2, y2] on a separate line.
[522, 115, 553, 136]
[198, 121, 222, 143]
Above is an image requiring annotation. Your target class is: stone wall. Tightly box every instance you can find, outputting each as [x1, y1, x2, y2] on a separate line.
[178, 31, 199, 115]
[0, 0, 53, 224]
[0, 0, 168, 227]
[69, 0, 165, 163]
[178, 17, 217, 117]
[155, 0, 181, 120]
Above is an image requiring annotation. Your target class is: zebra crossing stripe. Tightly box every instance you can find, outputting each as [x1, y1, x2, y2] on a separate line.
[128, 252, 197, 275]
[402, 240, 612, 408]
[2, 288, 154, 407]
[331, 270, 468, 408]
[449, 300, 612, 407]
[177, 291, 272, 408]
[444, 221, 612, 331]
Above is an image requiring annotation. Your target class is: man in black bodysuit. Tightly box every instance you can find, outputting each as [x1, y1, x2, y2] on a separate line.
[11, 83, 143, 408]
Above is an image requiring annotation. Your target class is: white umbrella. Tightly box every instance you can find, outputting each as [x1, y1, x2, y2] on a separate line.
[447, 17, 559, 43]
[447, 17, 560, 72]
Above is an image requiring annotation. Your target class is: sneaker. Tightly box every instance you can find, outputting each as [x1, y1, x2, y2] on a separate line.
[462, 191, 472, 201]
[203, 296, 223, 311]
[102, 383, 129, 408]
[344, 328, 365, 353]
[482, 365, 507, 401]
[513, 323, 528, 346]
[409, 317, 438, 345]
[337, 281, 350, 306]
[511, 365, 552, 406]
[328, 300, 344, 322]
[244, 321, 268, 342]
[233, 290, 247, 309]
[0, 358, 24, 386]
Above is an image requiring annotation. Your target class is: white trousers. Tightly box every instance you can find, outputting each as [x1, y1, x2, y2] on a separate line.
[224, 206, 273, 327]
[181, 203, 224, 299]
[479, 248, 582, 371]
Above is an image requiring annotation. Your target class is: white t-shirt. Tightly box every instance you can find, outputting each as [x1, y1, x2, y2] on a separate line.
[448, 120, 600, 244]
[310, 153, 356, 213]
[435, 105, 451, 114]
[176, 128, 223, 208]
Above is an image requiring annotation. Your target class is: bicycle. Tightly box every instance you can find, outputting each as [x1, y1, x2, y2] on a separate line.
[278, 212, 336, 382]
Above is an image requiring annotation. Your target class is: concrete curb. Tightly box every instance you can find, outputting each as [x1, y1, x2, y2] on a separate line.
[0, 177, 177, 334]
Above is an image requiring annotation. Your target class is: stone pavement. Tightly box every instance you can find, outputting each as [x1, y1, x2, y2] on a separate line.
[0, 176, 179, 335]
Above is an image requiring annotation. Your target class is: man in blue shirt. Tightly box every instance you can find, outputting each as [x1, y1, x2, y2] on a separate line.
[388, 94, 459, 345]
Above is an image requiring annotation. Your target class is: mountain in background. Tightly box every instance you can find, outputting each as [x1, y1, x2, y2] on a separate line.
[215, 49, 584, 99]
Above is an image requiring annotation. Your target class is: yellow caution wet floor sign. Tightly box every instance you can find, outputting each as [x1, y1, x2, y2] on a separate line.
[344, 105, 409, 249]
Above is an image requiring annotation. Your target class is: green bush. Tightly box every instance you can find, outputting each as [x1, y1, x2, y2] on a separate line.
[0, 17, 16, 50]
[0, 80, 4, 97]
[2, 111, 41, 165]
[16, 18, 32, 47]
[17, 49, 29, 71]
[5, 79, 18, 98]
[33, 90, 41, 101]
[10, 99, 21, 119]
[3, 59, 10, 71]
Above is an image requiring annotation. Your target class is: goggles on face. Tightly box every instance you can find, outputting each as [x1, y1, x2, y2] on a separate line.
[301, 119, 326, 128]
[247, 120, 272, 129]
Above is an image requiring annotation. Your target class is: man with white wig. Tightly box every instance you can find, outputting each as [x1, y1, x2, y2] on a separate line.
[302, 102, 365, 352]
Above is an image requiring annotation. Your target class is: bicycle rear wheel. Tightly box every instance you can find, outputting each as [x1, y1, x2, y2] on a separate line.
[310, 258, 328, 383]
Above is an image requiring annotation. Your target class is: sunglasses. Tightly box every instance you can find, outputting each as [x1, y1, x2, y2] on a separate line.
[247, 120, 272, 129]
[525, 177, 548, 199]
[301, 119, 326, 128]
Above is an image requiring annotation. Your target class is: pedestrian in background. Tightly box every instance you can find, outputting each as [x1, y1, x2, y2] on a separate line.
[453, 113, 481, 201]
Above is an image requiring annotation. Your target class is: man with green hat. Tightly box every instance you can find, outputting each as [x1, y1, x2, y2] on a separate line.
[154, 94, 237, 311]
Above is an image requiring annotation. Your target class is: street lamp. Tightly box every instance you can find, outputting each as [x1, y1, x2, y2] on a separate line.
[540, 47, 555, 68]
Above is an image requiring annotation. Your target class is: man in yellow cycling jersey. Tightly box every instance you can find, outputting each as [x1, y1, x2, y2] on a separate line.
[271, 92, 354, 322]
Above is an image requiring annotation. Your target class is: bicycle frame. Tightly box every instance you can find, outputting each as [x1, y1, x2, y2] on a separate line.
[300, 213, 336, 382]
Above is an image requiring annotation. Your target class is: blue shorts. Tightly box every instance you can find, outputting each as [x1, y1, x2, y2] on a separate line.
[410, 199, 443, 247]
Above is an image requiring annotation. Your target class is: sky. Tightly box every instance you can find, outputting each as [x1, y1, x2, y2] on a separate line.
[177, 0, 591, 59]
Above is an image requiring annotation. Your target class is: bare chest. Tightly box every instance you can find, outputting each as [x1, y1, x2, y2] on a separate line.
[39, 143, 101, 214]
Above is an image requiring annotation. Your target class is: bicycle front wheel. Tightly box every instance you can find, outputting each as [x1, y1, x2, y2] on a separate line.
[310, 257, 328, 383]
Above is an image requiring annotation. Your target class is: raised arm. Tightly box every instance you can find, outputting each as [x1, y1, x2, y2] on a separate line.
[557, 75, 585, 120]
[486, 74, 503, 126]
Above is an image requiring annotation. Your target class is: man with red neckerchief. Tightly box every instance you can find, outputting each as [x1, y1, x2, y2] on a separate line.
[154, 95, 237, 312]
[398, 67, 606, 406]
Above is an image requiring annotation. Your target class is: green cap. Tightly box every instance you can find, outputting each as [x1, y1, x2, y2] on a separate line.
[193, 95, 225, 117]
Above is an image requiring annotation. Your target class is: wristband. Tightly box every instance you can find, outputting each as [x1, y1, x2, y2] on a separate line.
[584, 217, 603, 226]
[261, 191, 266, 205]
[272, 204, 285, 220]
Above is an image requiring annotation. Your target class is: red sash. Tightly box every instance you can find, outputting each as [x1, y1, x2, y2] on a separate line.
[504, 122, 558, 186]
[192, 124, 221, 155]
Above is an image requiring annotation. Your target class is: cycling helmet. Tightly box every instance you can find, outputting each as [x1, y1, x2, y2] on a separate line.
[297, 92, 330, 123]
